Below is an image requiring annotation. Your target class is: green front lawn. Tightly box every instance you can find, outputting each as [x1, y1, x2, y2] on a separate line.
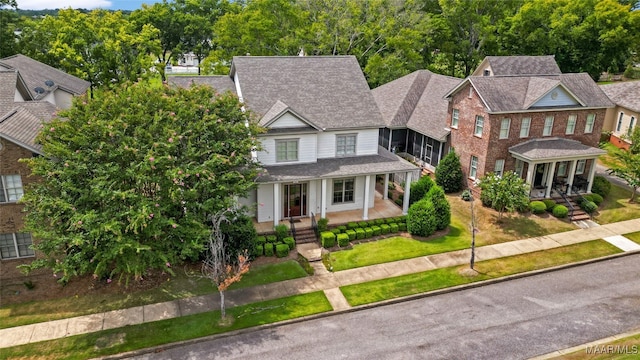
[598, 142, 623, 169]
[1, 291, 332, 360]
[340, 240, 621, 306]
[595, 184, 640, 224]
[1, 260, 307, 329]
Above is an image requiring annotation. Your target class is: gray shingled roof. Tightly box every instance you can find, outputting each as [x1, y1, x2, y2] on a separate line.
[0, 71, 18, 110]
[0, 102, 57, 153]
[167, 75, 237, 95]
[464, 73, 613, 113]
[509, 138, 606, 161]
[600, 81, 640, 113]
[372, 70, 462, 140]
[0, 54, 90, 98]
[230, 56, 384, 130]
[482, 56, 562, 76]
[257, 147, 418, 183]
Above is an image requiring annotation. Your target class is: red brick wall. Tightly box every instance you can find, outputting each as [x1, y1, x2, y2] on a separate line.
[609, 134, 631, 150]
[449, 83, 607, 190]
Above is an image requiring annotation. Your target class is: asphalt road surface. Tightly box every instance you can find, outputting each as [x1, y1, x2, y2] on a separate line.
[127, 254, 640, 360]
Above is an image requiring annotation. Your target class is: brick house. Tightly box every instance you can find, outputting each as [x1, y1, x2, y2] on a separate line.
[600, 81, 640, 150]
[444, 56, 613, 198]
[0, 56, 89, 280]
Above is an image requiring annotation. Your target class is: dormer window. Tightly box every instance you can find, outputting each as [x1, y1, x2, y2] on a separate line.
[276, 139, 298, 162]
[336, 134, 357, 156]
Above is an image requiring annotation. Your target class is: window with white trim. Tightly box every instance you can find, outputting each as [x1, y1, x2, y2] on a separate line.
[474, 115, 484, 137]
[499, 118, 511, 139]
[0, 175, 23, 203]
[628, 116, 636, 136]
[557, 162, 567, 177]
[336, 134, 357, 157]
[543, 116, 554, 136]
[566, 115, 576, 135]
[333, 178, 355, 204]
[275, 139, 298, 162]
[0, 233, 34, 259]
[451, 109, 459, 128]
[470, 156, 479, 179]
[585, 114, 595, 133]
[617, 112, 624, 132]
[494, 159, 505, 177]
[576, 159, 586, 175]
[520, 117, 531, 138]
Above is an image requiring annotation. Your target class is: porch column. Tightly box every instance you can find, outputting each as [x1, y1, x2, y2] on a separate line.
[545, 161, 557, 198]
[383, 173, 389, 201]
[388, 129, 393, 150]
[566, 160, 578, 195]
[586, 158, 598, 193]
[438, 142, 444, 164]
[402, 171, 413, 215]
[273, 183, 280, 226]
[525, 161, 536, 188]
[363, 175, 371, 220]
[321, 178, 327, 219]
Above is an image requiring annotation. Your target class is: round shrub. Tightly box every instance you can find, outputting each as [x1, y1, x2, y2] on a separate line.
[529, 201, 547, 214]
[409, 175, 435, 205]
[581, 200, 598, 214]
[582, 194, 594, 203]
[591, 176, 611, 198]
[337, 233, 350, 247]
[427, 185, 451, 231]
[552, 205, 569, 218]
[542, 199, 557, 212]
[590, 193, 603, 205]
[461, 189, 472, 201]
[275, 244, 290, 258]
[407, 198, 437, 237]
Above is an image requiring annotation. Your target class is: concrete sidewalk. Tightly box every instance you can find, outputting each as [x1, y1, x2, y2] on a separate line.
[2, 218, 640, 349]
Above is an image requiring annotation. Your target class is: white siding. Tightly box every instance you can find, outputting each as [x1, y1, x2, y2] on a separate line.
[533, 87, 579, 107]
[256, 184, 274, 222]
[317, 128, 378, 159]
[238, 189, 257, 217]
[325, 175, 374, 213]
[257, 133, 318, 165]
[269, 113, 310, 128]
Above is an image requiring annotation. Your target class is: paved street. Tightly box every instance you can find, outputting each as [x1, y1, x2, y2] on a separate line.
[125, 254, 640, 360]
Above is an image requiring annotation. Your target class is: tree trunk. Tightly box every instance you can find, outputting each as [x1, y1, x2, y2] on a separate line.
[219, 290, 226, 319]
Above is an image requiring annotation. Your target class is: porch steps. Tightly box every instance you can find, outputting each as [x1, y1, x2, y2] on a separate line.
[552, 197, 590, 222]
[293, 227, 318, 245]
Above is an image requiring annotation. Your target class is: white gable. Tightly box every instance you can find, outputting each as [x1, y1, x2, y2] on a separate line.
[531, 86, 580, 108]
[268, 112, 312, 129]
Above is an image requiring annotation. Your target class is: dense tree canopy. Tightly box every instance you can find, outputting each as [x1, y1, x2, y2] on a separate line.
[21, 82, 263, 283]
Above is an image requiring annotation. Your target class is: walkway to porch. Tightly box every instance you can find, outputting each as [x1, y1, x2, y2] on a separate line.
[253, 191, 403, 234]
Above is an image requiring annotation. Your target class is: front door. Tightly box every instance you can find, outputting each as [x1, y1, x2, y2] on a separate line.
[284, 183, 307, 218]
[534, 164, 546, 187]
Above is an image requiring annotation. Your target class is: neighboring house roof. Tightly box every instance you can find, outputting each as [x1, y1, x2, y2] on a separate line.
[257, 146, 417, 183]
[230, 56, 384, 130]
[447, 73, 613, 113]
[372, 70, 462, 141]
[473, 55, 562, 76]
[0, 101, 57, 153]
[167, 75, 237, 95]
[0, 54, 90, 99]
[600, 81, 640, 113]
[509, 138, 606, 162]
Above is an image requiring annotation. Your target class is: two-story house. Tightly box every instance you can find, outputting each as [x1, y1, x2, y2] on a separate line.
[444, 56, 613, 198]
[600, 81, 640, 150]
[171, 56, 419, 228]
[0, 56, 89, 280]
[372, 70, 462, 172]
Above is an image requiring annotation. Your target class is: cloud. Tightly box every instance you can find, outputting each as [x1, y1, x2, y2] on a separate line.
[16, 0, 112, 10]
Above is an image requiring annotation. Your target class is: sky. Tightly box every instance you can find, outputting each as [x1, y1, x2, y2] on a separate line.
[16, 0, 162, 10]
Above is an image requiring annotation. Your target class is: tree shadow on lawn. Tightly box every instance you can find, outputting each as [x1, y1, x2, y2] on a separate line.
[492, 213, 549, 239]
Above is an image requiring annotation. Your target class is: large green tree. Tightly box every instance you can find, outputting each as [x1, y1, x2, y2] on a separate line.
[608, 126, 640, 202]
[0, 0, 19, 58]
[21, 82, 263, 284]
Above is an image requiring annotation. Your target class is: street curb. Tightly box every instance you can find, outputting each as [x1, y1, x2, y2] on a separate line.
[529, 327, 640, 359]
[96, 249, 640, 360]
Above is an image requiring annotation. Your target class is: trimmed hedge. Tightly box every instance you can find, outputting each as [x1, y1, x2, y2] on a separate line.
[581, 200, 598, 214]
[355, 228, 365, 239]
[529, 201, 547, 214]
[337, 225, 347, 233]
[380, 224, 390, 234]
[542, 199, 557, 211]
[347, 222, 359, 230]
[254, 244, 264, 257]
[390, 223, 399, 233]
[371, 225, 381, 236]
[275, 244, 290, 258]
[345, 229, 356, 241]
[337, 233, 350, 247]
[552, 205, 569, 218]
[256, 236, 267, 245]
[266, 235, 277, 243]
[375, 219, 385, 225]
[364, 227, 374, 238]
[320, 231, 336, 248]
[264, 243, 274, 257]
[331, 228, 342, 235]
[385, 217, 396, 224]
[358, 221, 368, 228]
[398, 222, 407, 231]
[283, 237, 295, 250]
[274, 224, 288, 241]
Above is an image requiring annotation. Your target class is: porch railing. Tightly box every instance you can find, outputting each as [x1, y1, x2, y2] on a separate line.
[289, 216, 297, 239]
[554, 183, 575, 219]
[571, 186, 591, 219]
[311, 212, 318, 238]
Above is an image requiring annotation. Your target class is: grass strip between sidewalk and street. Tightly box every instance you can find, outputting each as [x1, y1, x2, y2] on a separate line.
[554, 332, 640, 359]
[1, 291, 332, 360]
[0, 260, 307, 330]
[622, 231, 640, 245]
[340, 240, 622, 306]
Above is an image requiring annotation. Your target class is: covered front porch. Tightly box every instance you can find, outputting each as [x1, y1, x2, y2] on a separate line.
[509, 138, 606, 198]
